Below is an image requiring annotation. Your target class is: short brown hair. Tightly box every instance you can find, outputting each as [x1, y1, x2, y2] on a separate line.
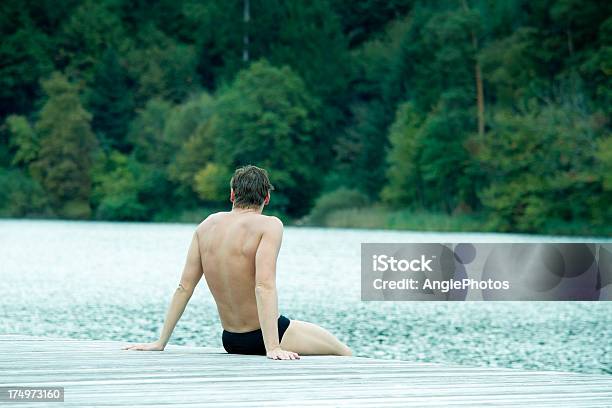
[230, 165, 274, 208]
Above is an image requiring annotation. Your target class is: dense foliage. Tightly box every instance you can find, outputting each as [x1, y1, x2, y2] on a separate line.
[1, 0, 610, 234]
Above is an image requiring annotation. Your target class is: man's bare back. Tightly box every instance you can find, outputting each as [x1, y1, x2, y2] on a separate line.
[196, 210, 280, 332]
[124, 165, 351, 359]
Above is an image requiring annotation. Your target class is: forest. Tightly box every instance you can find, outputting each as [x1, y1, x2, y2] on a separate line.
[1, 0, 610, 235]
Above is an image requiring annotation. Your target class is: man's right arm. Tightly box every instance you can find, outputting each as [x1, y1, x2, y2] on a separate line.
[124, 230, 203, 351]
[254, 217, 299, 360]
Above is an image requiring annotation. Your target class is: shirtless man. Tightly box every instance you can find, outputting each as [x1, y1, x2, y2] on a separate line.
[124, 165, 351, 360]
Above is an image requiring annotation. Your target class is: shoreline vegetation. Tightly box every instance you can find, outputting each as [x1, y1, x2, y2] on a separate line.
[1, 2, 610, 237]
[3, 207, 609, 238]
[2, 183, 610, 237]
[312, 207, 611, 237]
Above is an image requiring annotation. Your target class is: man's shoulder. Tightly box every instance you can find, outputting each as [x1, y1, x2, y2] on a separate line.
[196, 211, 228, 229]
[195, 212, 281, 229]
[260, 214, 282, 225]
[243, 213, 281, 227]
[206, 211, 230, 221]
[257, 215, 283, 238]
[260, 214, 283, 229]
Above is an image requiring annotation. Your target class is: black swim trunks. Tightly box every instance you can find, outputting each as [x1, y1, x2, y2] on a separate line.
[222, 315, 291, 355]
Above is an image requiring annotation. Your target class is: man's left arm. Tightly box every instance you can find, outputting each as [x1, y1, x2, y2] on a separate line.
[124, 230, 203, 351]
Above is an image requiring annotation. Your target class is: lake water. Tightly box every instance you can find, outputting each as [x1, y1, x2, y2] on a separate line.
[1, 219, 611, 374]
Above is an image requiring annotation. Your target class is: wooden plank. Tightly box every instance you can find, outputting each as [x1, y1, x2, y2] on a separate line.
[1, 335, 610, 407]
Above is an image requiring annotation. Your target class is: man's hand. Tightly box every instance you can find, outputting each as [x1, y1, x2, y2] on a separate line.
[266, 347, 300, 360]
[123, 340, 165, 351]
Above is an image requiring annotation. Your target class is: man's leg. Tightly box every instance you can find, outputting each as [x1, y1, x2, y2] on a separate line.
[280, 320, 352, 356]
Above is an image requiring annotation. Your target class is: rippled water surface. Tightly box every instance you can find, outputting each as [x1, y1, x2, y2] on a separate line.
[1, 220, 610, 374]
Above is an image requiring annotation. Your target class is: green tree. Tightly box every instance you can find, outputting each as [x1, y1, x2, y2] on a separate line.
[579, 15, 612, 117]
[126, 98, 176, 215]
[30, 72, 97, 218]
[129, 93, 217, 209]
[265, 0, 351, 139]
[125, 26, 199, 104]
[127, 98, 173, 165]
[86, 47, 135, 152]
[213, 60, 322, 216]
[5, 115, 39, 166]
[91, 151, 148, 220]
[332, 18, 410, 196]
[381, 103, 424, 206]
[193, 162, 232, 203]
[58, 0, 129, 84]
[382, 94, 477, 213]
[0, 168, 49, 217]
[591, 134, 612, 227]
[476, 106, 608, 233]
[479, 27, 542, 108]
[182, 0, 244, 89]
[331, 0, 413, 47]
[596, 136, 612, 193]
[167, 93, 217, 203]
[0, 11, 53, 116]
[1, 114, 47, 217]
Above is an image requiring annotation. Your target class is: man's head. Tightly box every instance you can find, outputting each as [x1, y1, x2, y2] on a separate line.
[230, 165, 274, 209]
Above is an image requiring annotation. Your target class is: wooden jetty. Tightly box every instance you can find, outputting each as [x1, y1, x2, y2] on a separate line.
[1, 334, 611, 407]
